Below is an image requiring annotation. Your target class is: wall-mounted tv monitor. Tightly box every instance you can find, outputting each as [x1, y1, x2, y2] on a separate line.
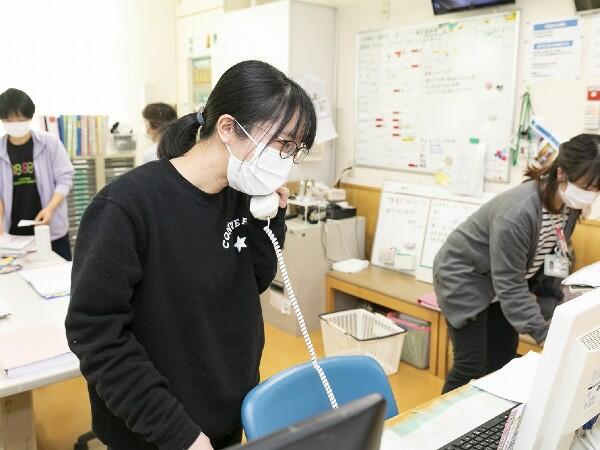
[575, 0, 600, 12]
[432, 0, 516, 15]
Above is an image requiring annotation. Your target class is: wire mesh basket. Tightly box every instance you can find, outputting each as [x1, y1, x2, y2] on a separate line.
[320, 308, 406, 375]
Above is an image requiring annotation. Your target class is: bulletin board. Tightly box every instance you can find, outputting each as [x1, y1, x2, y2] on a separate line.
[355, 11, 520, 182]
[372, 181, 494, 283]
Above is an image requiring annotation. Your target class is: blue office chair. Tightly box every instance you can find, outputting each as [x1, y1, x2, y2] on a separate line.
[242, 355, 398, 440]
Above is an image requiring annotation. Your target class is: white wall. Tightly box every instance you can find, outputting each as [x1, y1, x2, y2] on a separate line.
[0, 0, 177, 153]
[175, 0, 337, 184]
[333, 0, 600, 217]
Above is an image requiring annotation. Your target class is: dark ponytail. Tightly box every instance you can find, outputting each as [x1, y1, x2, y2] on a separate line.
[157, 112, 200, 159]
[158, 60, 317, 159]
[525, 133, 600, 212]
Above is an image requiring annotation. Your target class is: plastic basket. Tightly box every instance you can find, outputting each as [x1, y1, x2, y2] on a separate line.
[319, 309, 406, 375]
[387, 312, 431, 369]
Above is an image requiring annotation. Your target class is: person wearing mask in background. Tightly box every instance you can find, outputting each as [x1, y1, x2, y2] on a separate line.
[434, 133, 600, 394]
[65, 61, 315, 450]
[0, 88, 74, 260]
[142, 102, 177, 163]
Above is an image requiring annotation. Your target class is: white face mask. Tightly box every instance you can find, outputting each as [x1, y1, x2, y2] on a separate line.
[559, 181, 599, 210]
[225, 121, 293, 196]
[2, 120, 31, 138]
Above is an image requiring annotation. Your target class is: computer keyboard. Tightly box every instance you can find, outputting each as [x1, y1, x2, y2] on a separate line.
[437, 406, 516, 450]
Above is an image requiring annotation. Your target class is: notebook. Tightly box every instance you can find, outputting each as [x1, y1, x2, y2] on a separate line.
[417, 291, 440, 311]
[0, 324, 77, 378]
[19, 262, 72, 300]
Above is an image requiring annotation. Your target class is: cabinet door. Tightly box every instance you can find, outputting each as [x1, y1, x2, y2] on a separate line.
[212, 1, 291, 83]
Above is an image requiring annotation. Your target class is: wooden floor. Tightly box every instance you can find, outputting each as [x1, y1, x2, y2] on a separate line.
[33, 324, 443, 450]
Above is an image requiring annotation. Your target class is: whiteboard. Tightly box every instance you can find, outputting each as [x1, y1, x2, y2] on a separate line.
[371, 192, 430, 274]
[416, 199, 481, 283]
[372, 181, 493, 281]
[355, 11, 519, 182]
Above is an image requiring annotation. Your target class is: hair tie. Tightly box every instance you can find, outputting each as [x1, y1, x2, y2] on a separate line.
[196, 109, 205, 126]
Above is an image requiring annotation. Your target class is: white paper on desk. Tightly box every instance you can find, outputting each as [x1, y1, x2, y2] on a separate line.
[562, 262, 600, 288]
[381, 389, 514, 449]
[471, 351, 541, 403]
[17, 219, 43, 227]
[19, 262, 72, 299]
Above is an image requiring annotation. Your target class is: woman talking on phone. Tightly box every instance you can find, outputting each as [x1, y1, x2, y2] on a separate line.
[65, 60, 316, 450]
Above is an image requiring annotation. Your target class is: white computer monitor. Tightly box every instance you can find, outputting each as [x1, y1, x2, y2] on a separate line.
[515, 287, 600, 449]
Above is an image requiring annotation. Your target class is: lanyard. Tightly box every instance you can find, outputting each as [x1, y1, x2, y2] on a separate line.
[550, 211, 569, 257]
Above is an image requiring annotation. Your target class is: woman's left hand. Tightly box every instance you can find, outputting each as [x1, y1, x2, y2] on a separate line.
[276, 186, 289, 209]
[35, 207, 54, 225]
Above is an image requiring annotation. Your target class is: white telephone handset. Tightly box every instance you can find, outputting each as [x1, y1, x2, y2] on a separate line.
[250, 192, 280, 220]
[255, 191, 339, 410]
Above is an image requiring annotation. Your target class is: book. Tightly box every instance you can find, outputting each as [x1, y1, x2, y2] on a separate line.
[0, 324, 77, 378]
[57, 116, 65, 143]
[81, 115, 87, 156]
[40, 114, 108, 157]
[76, 115, 82, 156]
[46, 116, 60, 140]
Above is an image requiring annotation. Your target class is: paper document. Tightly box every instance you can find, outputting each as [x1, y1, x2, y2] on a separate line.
[0, 234, 34, 251]
[19, 262, 72, 300]
[449, 141, 486, 197]
[471, 351, 541, 403]
[0, 324, 77, 378]
[381, 388, 514, 449]
[17, 219, 43, 227]
[562, 262, 600, 288]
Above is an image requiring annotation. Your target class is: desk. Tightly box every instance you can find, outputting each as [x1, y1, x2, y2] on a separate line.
[381, 385, 514, 449]
[0, 252, 78, 450]
[325, 267, 447, 377]
[326, 267, 544, 379]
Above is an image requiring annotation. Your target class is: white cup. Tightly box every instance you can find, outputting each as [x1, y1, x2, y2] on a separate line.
[34, 225, 52, 259]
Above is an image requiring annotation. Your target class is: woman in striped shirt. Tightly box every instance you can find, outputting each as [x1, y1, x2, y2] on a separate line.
[434, 134, 600, 393]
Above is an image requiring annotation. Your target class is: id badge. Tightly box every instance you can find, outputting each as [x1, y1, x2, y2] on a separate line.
[544, 254, 570, 278]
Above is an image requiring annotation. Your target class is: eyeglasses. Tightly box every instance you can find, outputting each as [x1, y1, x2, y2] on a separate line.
[249, 123, 310, 164]
[274, 139, 310, 164]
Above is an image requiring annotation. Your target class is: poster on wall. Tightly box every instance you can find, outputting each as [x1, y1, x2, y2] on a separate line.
[527, 18, 582, 81]
[589, 16, 600, 75]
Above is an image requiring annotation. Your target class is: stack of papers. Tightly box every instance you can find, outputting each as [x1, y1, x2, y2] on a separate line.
[470, 351, 542, 403]
[0, 234, 34, 256]
[0, 324, 77, 378]
[562, 262, 600, 288]
[19, 262, 72, 300]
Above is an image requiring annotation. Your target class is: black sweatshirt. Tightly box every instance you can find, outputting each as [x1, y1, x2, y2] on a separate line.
[65, 158, 286, 450]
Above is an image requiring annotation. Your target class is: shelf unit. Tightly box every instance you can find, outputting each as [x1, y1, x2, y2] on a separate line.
[67, 152, 136, 247]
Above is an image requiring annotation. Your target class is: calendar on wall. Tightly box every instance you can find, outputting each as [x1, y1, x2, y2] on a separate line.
[372, 181, 493, 282]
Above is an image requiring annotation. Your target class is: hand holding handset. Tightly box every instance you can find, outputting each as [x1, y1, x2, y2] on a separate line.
[252, 191, 339, 410]
[249, 192, 280, 221]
